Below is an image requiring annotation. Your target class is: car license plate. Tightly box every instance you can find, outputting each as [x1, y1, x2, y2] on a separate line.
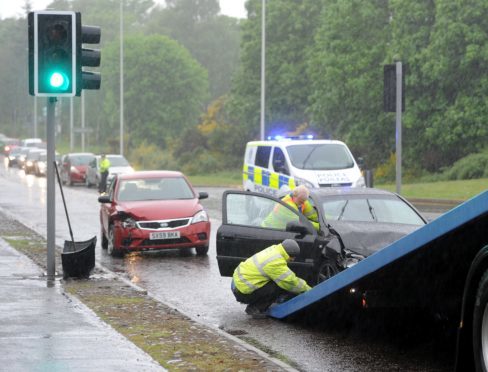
[149, 231, 180, 240]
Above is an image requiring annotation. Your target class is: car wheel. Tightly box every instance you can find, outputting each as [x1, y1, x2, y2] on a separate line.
[68, 176, 73, 187]
[101, 227, 108, 249]
[316, 259, 339, 284]
[86, 177, 91, 188]
[107, 224, 123, 257]
[195, 245, 209, 256]
[473, 269, 488, 371]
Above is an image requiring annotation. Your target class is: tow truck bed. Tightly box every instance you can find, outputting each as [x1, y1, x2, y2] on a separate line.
[269, 190, 488, 319]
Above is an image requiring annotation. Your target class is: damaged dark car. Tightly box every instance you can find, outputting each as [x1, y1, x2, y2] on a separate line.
[216, 188, 427, 285]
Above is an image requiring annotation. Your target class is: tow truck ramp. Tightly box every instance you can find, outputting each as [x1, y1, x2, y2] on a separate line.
[269, 190, 488, 319]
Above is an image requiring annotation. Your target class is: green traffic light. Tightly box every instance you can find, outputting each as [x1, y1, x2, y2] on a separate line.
[49, 71, 69, 90]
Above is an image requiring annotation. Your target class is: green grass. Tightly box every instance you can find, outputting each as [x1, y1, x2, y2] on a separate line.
[187, 171, 242, 187]
[188, 171, 488, 201]
[376, 178, 488, 200]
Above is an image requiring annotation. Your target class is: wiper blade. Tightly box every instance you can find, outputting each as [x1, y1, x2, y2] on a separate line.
[337, 200, 349, 220]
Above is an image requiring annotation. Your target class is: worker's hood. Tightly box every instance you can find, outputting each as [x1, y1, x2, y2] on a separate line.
[326, 220, 422, 258]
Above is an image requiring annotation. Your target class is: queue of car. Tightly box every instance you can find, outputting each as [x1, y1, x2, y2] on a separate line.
[2, 135, 428, 279]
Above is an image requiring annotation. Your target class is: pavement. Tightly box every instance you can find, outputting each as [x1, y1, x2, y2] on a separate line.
[0, 231, 295, 372]
[0, 238, 165, 372]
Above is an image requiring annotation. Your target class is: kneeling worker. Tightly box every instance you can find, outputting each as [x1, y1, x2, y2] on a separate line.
[231, 239, 312, 318]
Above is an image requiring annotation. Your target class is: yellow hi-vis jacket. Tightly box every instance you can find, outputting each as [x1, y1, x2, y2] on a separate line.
[263, 193, 320, 231]
[233, 243, 312, 295]
[100, 158, 111, 173]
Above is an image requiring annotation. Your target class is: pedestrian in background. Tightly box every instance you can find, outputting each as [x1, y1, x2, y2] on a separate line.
[99, 154, 111, 194]
[231, 239, 312, 318]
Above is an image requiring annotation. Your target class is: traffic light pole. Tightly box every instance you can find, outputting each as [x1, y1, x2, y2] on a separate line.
[46, 97, 56, 285]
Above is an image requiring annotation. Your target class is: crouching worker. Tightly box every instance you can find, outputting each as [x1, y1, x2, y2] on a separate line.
[231, 239, 312, 319]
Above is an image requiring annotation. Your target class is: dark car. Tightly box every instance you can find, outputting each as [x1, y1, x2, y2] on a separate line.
[216, 188, 427, 285]
[60, 152, 95, 186]
[24, 148, 45, 175]
[98, 171, 211, 257]
[15, 147, 32, 169]
[7, 146, 24, 167]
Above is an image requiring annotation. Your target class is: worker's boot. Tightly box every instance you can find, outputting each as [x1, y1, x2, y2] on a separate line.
[245, 304, 267, 319]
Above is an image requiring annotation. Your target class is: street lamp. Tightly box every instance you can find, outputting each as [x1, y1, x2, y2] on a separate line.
[260, 0, 266, 141]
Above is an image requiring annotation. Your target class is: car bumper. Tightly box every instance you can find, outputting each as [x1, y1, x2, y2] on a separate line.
[114, 221, 211, 252]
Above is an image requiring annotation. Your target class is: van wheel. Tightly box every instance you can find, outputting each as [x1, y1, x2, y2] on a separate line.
[473, 269, 488, 371]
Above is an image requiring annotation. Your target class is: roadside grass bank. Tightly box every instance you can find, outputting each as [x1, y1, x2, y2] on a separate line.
[0, 211, 292, 371]
[189, 171, 487, 201]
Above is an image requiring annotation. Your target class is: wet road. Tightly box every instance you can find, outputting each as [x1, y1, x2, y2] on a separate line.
[0, 159, 453, 371]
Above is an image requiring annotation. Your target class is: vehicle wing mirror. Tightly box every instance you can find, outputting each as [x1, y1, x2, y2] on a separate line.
[286, 221, 313, 235]
[198, 192, 209, 200]
[98, 195, 111, 203]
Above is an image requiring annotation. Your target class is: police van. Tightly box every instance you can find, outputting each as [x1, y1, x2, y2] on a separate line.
[242, 137, 365, 196]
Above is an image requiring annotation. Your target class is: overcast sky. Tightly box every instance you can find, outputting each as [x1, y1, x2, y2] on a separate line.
[0, 0, 247, 19]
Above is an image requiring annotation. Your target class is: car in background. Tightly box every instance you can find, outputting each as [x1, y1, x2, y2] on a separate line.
[60, 152, 95, 186]
[21, 138, 43, 148]
[23, 148, 45, 174]
[1, 137, 21, 156]
[33, 151, 61, 177]
[98, 171, 210, 257]
[85, 154, 134, 188]
[216, 188, 427, 285]
[7, 146, 24, 167]
[15, 147, 33, 169]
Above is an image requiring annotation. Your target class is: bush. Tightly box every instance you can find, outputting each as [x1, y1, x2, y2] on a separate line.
[129, 141, 178, 171]
[444, 152, 488, 180]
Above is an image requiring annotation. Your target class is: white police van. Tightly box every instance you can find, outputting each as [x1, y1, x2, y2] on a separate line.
[243, 137, 365, 197]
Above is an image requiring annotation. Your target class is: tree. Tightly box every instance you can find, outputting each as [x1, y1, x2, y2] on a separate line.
[145, 0, 241, 100]
[101, 34, 209, 150]
[308, 0, 391, 166]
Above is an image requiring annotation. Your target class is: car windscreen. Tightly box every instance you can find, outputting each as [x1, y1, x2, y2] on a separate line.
[107, 156, 129, 167]
[318, 195, 425, 225]
[71, 155, 94, 165]
[117, 177, 195, 201]
[286, 144, 354, 170]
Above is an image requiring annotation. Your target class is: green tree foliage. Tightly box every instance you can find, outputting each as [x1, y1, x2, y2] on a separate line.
[101, 34, 209, 150]
[145, 0, 241, 100]
[308, 0, 391, 166]
[229, 0, 324, 140]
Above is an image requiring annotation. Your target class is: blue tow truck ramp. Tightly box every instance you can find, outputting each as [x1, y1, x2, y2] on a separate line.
[268, 190, 488, 319]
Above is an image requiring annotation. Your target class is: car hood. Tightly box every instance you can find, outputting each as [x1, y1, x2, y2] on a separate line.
[326, 221, 422, 257]
[117, 199, 201, 220]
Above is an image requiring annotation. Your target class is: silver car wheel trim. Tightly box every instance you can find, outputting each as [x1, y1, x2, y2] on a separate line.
[107, 226, 114, 255]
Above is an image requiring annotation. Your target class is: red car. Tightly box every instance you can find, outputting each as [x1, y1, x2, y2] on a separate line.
[98, 171, 211, 257]
[60, 152, 95, 186]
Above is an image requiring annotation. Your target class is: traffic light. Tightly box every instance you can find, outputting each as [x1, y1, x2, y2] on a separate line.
[28, 11, 77, 97]
[76, 13, 101, 95]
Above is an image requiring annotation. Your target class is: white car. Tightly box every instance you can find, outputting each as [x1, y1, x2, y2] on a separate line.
[85, 154, 134, 188]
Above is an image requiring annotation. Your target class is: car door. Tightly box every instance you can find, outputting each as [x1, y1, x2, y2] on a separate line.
[216, 190, 319, 282]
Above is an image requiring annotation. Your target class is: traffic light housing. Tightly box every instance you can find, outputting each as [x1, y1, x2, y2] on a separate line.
[28, 11, 77, 97]
[76, 13, 101, 96]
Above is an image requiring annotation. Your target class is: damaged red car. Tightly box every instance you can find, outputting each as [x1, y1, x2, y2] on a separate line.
[98, 171, 210, 257]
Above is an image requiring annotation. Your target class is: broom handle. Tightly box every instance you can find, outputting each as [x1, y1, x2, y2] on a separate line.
[54, 161, 75, 246]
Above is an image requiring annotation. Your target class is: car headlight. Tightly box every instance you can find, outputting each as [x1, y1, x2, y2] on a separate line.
[122, 217, 137, 229]
[295, 177, 315, 189]
[191, 210, 208, 224]
[70, 166, 80, 174]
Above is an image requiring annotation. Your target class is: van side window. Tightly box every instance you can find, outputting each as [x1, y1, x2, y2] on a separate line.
[272, 147, 289, 175]
[255, 146, 271, 168]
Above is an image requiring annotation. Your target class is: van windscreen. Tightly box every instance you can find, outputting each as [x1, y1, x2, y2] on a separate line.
[286, 144, 354, 170]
